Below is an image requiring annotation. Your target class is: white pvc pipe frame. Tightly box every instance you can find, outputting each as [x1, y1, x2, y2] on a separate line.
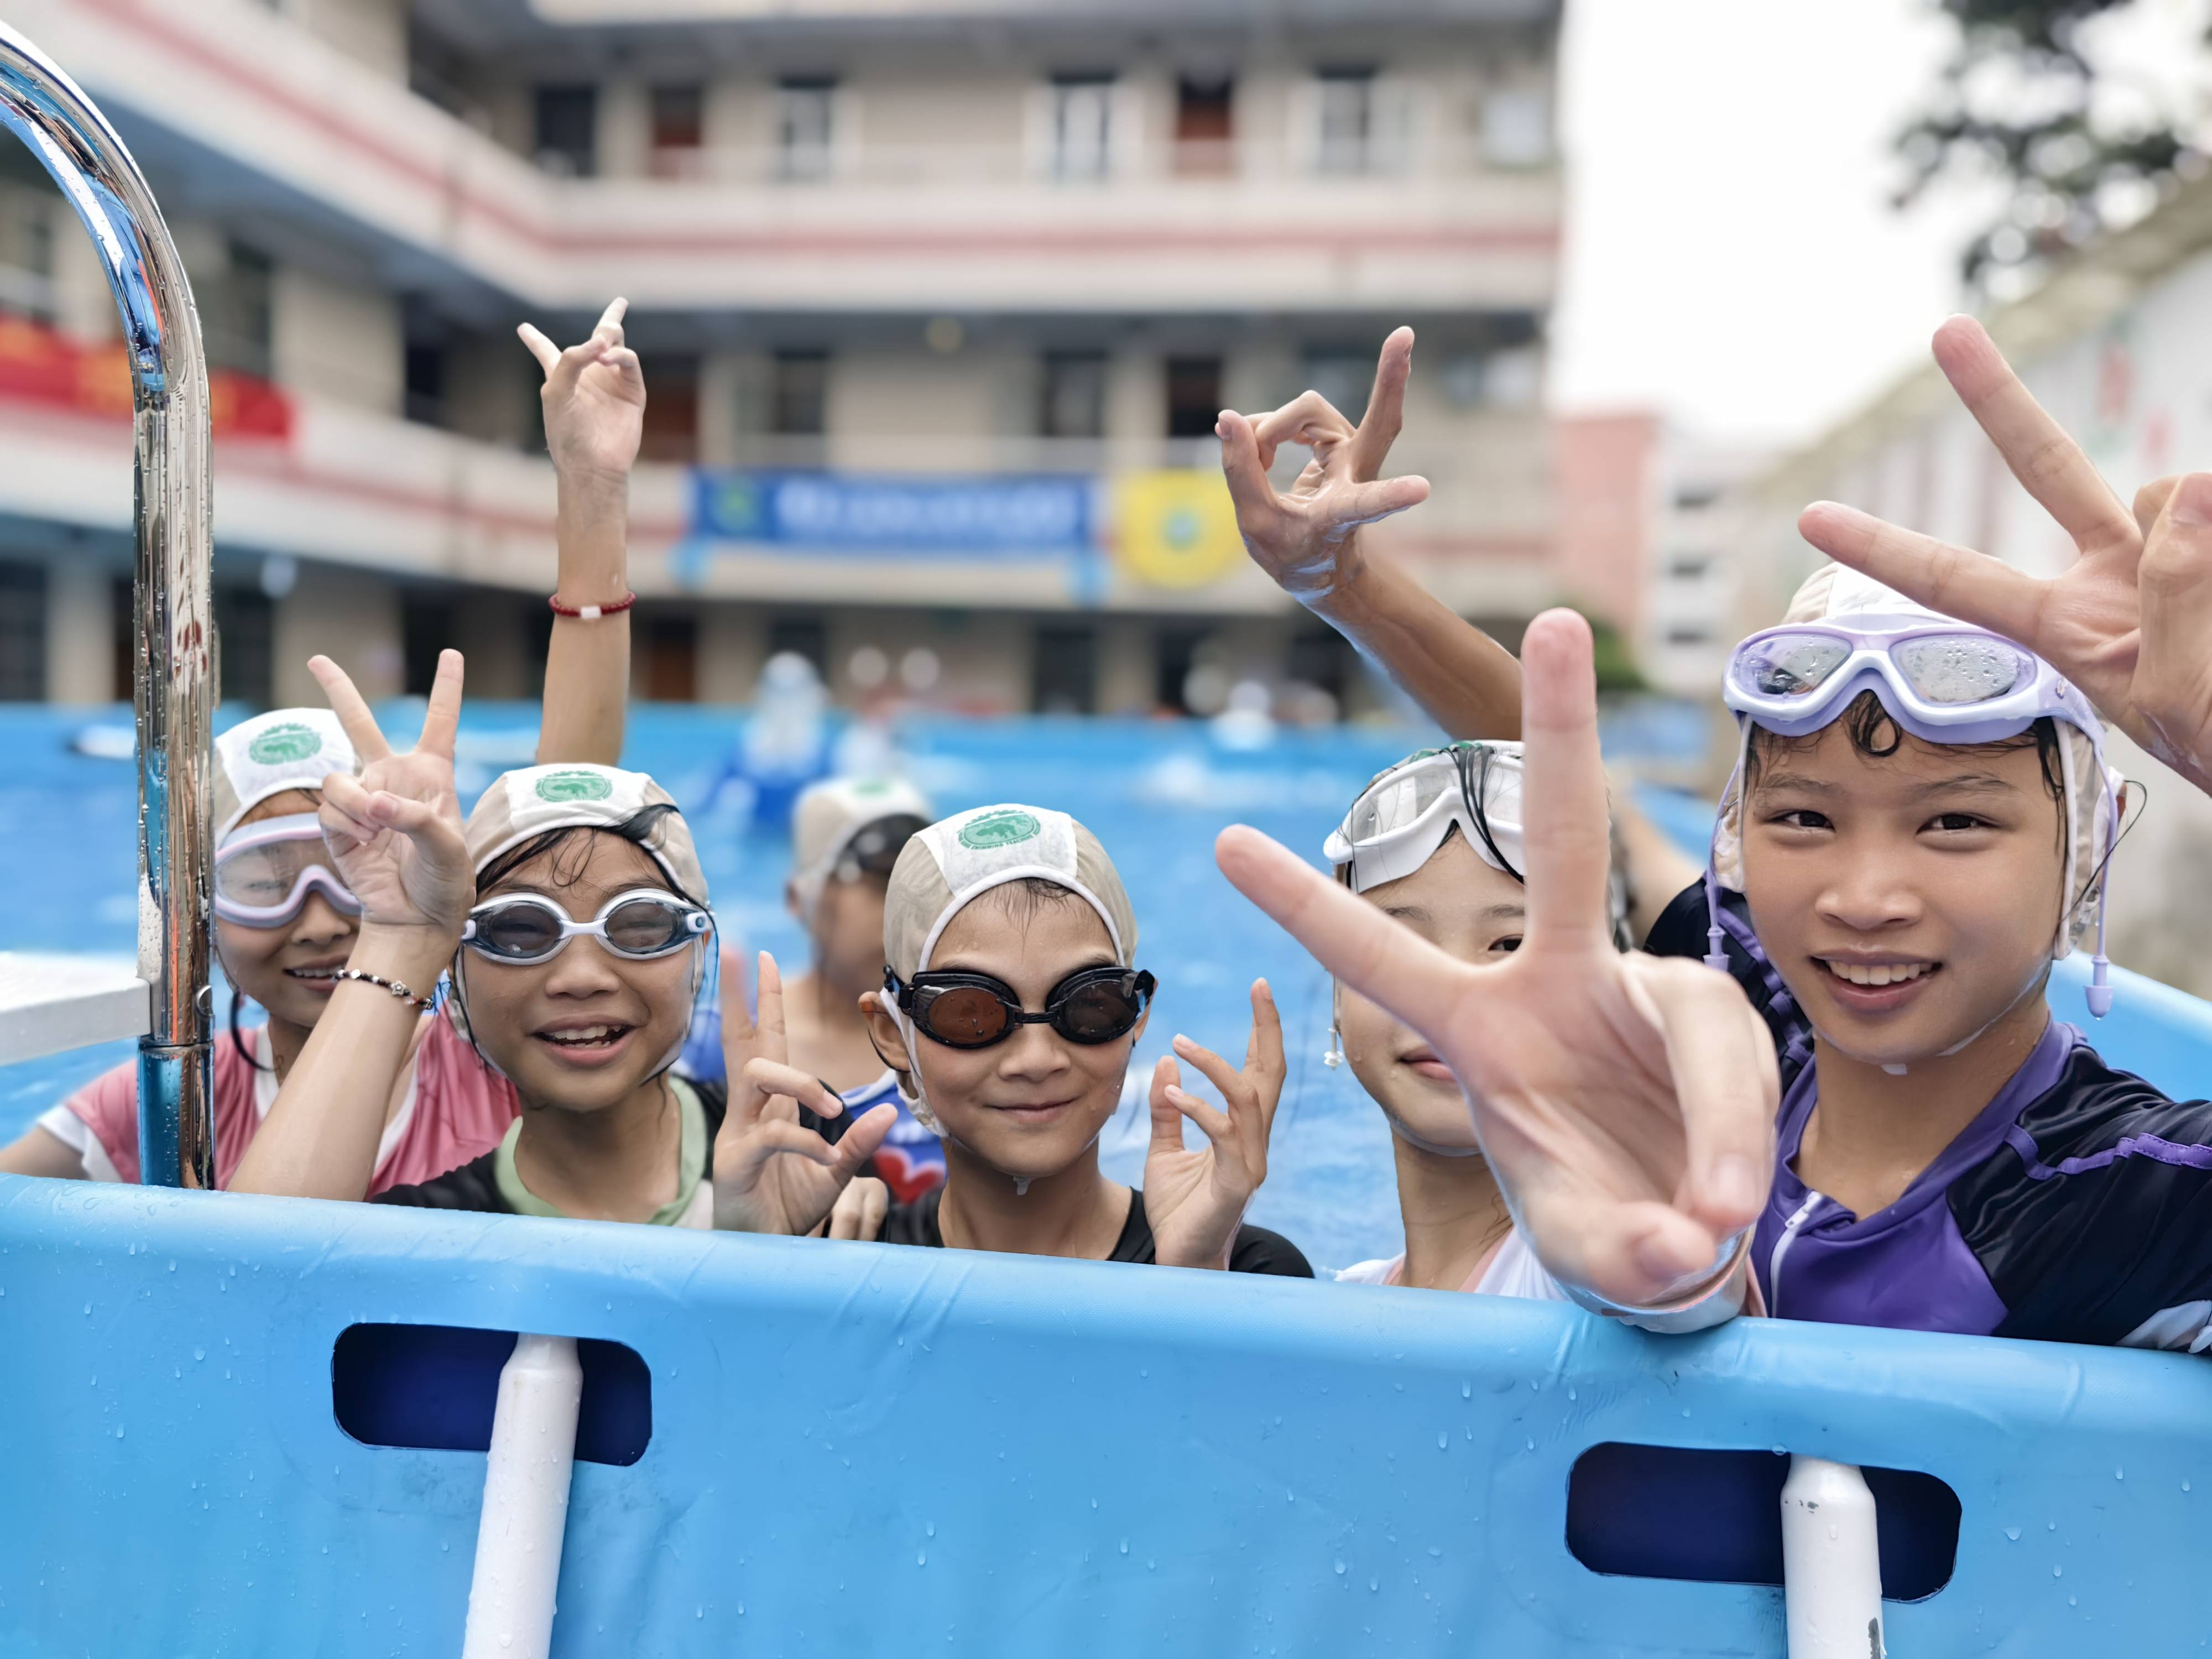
[461, 1334, 584, 1659]
[1782, 1455, 1886, 1659]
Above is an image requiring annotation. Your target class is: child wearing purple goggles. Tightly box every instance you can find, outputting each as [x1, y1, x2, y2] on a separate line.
[1637, 564, 2212, 1351]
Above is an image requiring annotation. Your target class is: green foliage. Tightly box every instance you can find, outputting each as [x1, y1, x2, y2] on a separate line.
[1584, 613, 1647, 696]
[1896, 0, 2198, 292]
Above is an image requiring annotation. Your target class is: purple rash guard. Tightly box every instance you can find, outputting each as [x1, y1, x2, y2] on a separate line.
[1650, 879, 2212, 1352]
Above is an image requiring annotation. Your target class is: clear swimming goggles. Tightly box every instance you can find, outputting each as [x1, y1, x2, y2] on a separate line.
[1714, 613, 2120, 1014]
[461, 889, 712, 966]
[1724, 614, 2103, 743]
[213, 812, 362, 928]
[1323, 742, 1523, 894]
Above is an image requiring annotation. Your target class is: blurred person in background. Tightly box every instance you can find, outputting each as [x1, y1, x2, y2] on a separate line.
[0, 300, 646, 1188]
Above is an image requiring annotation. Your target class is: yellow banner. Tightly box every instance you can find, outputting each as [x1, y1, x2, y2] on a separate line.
[1114, 468, 1246, 589]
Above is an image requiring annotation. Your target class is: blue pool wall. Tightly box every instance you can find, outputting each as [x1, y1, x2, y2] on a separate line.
[3, 1175, 2209, 1657]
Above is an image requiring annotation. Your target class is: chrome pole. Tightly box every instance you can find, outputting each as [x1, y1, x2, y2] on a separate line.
[0, 27, 212, 1187]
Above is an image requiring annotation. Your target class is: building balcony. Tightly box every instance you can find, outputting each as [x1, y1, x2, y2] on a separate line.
[19, 0, 1560, 317]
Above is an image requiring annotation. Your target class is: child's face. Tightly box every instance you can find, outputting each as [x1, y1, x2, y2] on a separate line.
[1338, 832, 1525, 1150]
[1742, 721, 2065, 1067]
[890, 890, 1142, 1182]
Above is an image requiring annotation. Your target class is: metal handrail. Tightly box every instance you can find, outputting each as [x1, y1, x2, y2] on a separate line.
[0, 25, 212, 1187]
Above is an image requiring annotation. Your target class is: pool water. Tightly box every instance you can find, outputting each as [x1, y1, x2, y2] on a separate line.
[0, 702, 1496, 1272]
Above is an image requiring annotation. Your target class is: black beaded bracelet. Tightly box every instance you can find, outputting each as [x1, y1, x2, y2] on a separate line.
[330, 968, 433, 1011]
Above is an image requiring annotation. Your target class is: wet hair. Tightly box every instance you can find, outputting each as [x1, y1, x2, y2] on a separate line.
[474, 803, 706, 910]
[972, 875, 1093, 927]
[1746, 691, 2065, 834]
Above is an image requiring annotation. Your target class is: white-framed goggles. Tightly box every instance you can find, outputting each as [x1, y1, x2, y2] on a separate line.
[1724, 614, 2104, 744]
[461, 889, 712, 966]
[1324, 742, 1524, 894]
[212, 812, 362, 928]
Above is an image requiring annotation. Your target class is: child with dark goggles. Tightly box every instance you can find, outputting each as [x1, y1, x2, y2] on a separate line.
[460, 889, 712, 966]
[885, 964, 1156, 1050]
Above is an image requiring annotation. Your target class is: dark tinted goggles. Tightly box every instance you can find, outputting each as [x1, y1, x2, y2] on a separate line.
[887, 964, 1156, 1050]
[461, 889, 711, 966]
[836, 813, 927, 883]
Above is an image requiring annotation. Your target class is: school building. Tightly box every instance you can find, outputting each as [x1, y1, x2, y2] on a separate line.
[0, 0, 1590, 719]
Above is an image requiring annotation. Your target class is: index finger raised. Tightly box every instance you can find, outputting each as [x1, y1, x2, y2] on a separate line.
[1516, 609, 1613, 942]
[592, 296, 629, 344]
[1214, 825, 1477, 1050]
[516, 322, 561, 375]
[306, 655, 394, 763]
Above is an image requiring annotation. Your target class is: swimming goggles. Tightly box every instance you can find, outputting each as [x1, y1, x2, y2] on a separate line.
[1714, 613, 2119, 1014]
[1724, 615, 2104, 744]
[213, 812, 362, 927]
[461, 889, 712, 966]
[830, 813, 926, 885]
[1323, 742, 1522, 893]
[884, 964, 1155, 1050]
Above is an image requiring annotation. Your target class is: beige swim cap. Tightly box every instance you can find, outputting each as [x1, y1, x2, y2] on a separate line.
[213, 708, 359, 841]
[790, 774, 933, 920]
[465, 763, 708, 905]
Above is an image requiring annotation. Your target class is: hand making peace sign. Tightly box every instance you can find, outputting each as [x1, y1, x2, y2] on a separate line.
[1216, 611, 1777, 1312]
[520, 297, 646, 483]
[1801, 315, 2212, 797]
[305, 648, 472, 952]
[711, 948, 899, 1237]
[1143, 979, 1288, 1271]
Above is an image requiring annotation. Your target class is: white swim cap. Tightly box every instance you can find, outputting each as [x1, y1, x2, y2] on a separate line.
[790, 775, 933, 922]
[213, 708, 359, 842]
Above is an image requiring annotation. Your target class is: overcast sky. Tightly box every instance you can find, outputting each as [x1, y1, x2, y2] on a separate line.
[1550, 0, 1996, 447]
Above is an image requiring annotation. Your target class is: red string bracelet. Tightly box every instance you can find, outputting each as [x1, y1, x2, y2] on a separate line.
[548, 591, 637, 620]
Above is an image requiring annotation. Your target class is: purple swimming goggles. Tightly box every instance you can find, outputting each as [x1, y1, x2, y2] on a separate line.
[1710, 611, 2121, 1016]
[213, 812, 362, 928]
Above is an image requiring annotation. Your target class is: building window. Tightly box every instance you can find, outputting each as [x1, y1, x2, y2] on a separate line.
[1154, 623, 1208, 714]
[771, 350, 829, 437]
[533, 85, 598, 178]
[768, 614, 827, 676]
[1174, 76, 1234, 175]
[1665, 625, 1711, 648]
[1048, 73, 1115, 180]
[0, 561, 43, 701]
[215, 587, 274, 707]
[1300, 347, 1374, 424]
[403, 340, 446, 427]
[1165, 355, 1222, 440]
[1481, 86, 1553, 169]
[1666, 554, 1712, 580]
[1040, 351, 1107, 440]
[642, 615, 698, 702]
[650, 84, 706, 179]
[639, 354, 700, 464]
[1032, 623, 1097, 714]
[1315, 67, 1378, 174]
[403, 596, 453, 698]
[776, 79, 836, 181]
[200, 241, 273, 382]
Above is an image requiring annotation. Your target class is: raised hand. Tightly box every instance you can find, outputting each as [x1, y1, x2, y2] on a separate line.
[1142, 981, 1287, 1270]
[1799, 315, 2212, 794]
[306, 649, 471, 946]
[1216, 326, 1431, 602]
[827, 1176, 891, 1241]
[712, 949, 896, 1236]
[520, 297, 645, 482]
[1215, 611, 1777, 1313]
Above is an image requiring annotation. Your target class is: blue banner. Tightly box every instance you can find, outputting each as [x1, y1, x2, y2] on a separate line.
[691, 469, 1094, 555]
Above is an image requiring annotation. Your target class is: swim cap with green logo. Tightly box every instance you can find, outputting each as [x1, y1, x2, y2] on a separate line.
[214, 708, 359, 841]
[883, 802, 1135, 982]
[464, 763, 708, 902]
[790, 774, 934, 922]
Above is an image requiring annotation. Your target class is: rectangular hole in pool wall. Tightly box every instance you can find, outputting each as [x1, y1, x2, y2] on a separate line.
[1566, 1442, 1959, 1601]
[331, 1324, 651, 1468]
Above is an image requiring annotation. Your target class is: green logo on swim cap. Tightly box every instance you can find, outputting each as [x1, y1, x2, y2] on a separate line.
[246, 722, 321, 766]
[958, 808, 1041, 850]
[536, 769, 614, 804]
